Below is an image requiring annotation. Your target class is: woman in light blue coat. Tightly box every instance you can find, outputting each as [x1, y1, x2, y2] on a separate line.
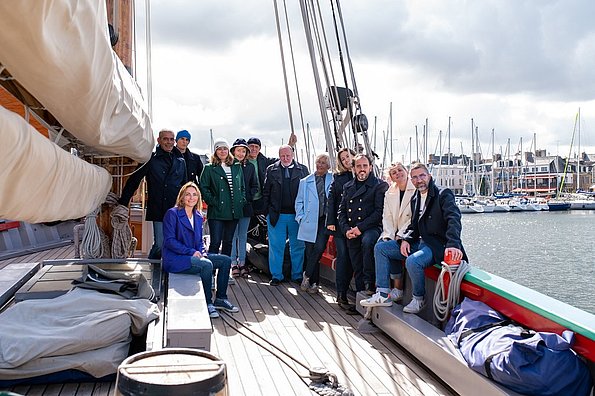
[295, 153, 332, 293]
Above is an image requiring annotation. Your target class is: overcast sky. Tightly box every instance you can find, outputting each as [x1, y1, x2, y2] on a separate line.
[137, 0, 595, 164]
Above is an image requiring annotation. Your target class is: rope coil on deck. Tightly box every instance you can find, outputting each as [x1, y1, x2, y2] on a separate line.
[433, 260, 470, 322]
[81, 208, 103, 259]
[106, 192, 132, 259]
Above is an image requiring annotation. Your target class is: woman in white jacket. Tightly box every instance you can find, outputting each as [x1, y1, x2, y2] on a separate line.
[361, 162, 416, 307]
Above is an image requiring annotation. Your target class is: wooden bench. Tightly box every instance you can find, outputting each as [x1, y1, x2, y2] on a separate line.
[165, 273, 212, 350]
[0, 262, 41, 308]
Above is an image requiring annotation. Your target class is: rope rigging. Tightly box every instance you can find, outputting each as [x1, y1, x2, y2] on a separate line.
[219, 311, 354, 396]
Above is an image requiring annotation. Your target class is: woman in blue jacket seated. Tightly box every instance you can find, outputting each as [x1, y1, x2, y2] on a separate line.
[162, 181, 239, 318]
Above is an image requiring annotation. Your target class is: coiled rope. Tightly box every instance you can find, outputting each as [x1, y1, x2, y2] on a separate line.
[432, 260, 470, 322]
[107, 192, 132, 259]
[81, 192, 133, 259]
[81, 208, 103, 259]
[219, 311, 354, 396]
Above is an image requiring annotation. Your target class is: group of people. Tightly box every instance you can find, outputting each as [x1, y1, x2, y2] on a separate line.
[119, 127, 466, 319]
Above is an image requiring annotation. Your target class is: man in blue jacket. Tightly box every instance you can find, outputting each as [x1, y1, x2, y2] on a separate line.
[119, 129, 187, 259]
[399, 162, 466, 314]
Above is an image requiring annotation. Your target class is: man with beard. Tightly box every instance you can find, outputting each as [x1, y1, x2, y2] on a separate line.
[338, 154, 388, 295]
[397, 162, 465, 314]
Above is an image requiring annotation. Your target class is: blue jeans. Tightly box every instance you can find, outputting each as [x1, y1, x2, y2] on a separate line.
[231, 216, 251, 265]
[374, 240, 433, 298]
[303, 217, 330, 285]
[334, 234, 353, 296]
[148, 221, 163, 260]
[208, 219, 239, 256]
[267, 214, 304, 281]
[374, 239, 416, 293]
[346, 227, 380, 291]
[181, 253, 232, 303]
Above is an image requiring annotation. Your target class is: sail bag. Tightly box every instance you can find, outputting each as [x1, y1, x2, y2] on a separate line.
[445, 297, 592, 396]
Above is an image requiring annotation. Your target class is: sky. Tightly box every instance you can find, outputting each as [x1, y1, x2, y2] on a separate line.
[135, 0, 595, 166]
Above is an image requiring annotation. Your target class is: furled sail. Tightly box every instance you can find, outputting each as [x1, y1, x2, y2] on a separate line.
[0, 0, 153, 163]
[0, 106, 111, 223]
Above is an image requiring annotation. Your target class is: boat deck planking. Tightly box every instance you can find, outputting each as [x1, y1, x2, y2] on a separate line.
[0, 244, 454, 396]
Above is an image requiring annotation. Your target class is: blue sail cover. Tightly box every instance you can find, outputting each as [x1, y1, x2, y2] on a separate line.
[445, 298, 593, 396]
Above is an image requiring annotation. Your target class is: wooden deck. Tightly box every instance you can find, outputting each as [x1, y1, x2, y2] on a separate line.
[0, 245, 455, 396]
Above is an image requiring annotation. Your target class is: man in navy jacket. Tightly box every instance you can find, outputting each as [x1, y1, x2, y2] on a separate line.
[119, 129, 187, 259]
[338, 154, 388, 294]
[399, 162, 466, 314]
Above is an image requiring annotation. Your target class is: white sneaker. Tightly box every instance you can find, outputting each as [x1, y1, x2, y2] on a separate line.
[403, 297, 425, 313]
[307, 283, 319, 294]
[360, 292, 393, 307]
[389, 288, 403, 303]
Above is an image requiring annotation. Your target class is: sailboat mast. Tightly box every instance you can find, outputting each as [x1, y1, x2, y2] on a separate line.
[577, 107, 581, 192]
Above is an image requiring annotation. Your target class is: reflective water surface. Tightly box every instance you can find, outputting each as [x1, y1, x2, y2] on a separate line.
[461, 210, 595, 314]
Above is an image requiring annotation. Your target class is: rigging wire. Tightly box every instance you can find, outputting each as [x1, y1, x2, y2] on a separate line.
[280, 0, 310, 166]
[219, 311, 354, 396]
[272, 0, 296, 138]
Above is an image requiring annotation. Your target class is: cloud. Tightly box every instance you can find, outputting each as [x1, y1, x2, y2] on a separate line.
[143, 0, 595, 159]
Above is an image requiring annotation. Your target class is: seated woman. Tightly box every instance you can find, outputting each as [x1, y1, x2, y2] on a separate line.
[162, 181, 239, 318]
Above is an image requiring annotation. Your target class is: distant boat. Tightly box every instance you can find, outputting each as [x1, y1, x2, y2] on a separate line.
[547, 202, 571, 211]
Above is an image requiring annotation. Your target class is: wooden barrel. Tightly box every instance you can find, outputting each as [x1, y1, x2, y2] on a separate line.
[116, 348, 227, 396]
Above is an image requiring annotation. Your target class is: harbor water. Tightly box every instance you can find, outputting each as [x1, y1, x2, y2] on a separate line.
[461, 210, 595, 314]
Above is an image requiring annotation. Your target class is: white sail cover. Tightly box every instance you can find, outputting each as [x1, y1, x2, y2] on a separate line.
[0, 106, 112, 222]
[0, 0, 153, 162]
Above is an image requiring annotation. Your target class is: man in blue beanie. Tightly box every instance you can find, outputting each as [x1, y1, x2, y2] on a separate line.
[176, 130, 204, 185]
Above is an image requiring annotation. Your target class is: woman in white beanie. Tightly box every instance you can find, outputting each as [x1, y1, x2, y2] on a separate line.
[199, 138, 246, 256]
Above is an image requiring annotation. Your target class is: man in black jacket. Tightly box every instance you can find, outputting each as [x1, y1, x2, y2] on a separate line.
[399, 162, 465, 314]
[262, 144, 309, 285]
[175, 129, 204, 185]
[119, 129, 187, 259]
[247, 133, 297, 214]
[338, 154, 388, 294]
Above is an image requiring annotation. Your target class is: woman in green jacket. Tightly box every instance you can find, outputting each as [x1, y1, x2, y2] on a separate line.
[199, 138, 246, 256]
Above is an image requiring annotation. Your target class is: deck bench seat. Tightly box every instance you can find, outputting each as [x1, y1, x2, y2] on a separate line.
[165, 273, 212, 350]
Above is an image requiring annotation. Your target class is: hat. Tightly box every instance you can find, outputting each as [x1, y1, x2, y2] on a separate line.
[176, 130, 191, 142]
[247, 137, 261, 147]
[213, 138, 230, 151]
[231, 138, 250, 153]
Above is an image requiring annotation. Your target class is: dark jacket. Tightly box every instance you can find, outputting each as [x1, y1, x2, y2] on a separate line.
[338, 174, 388, 236]
[162, 206, 204, 273]
[183, 148, 204, 185]
[119, 146, 187, 221]
[239, 161, 259, 217]
[255, 152, 277, 191]
[199, 161, 245, 220]
[262, 160, 309, 226]
[403, 178, 467, 263]
[325, 171, 353, 232]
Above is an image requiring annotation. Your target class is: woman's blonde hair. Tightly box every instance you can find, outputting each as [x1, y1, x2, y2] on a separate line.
[175, 182, 203, 211]
[335, 147, 356, 173]
[385, 162, 407, 179]
[210, 150, 234, 166]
